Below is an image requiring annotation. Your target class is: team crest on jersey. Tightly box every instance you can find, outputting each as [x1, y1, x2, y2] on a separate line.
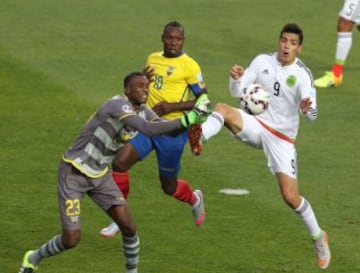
[167, 66, 175, 76]
[121, 104, 132, 113]
[286, 75, 296, 87]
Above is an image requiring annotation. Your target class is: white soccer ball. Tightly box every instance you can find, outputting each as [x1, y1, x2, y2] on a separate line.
[240, 83, 270, 115]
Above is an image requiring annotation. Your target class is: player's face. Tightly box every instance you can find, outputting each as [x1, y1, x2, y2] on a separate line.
[277, 32, 302, 66]
[162, 26, 185, 57]
[126, 75, 149, 106]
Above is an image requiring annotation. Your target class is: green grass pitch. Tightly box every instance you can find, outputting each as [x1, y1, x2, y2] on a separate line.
[1, 0, 359, 272]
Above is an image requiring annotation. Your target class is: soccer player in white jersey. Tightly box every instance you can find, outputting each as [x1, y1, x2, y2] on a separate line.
[189, 23, 331, 269]
[18, 72, 210, 273]
[315, 0, 360, 88]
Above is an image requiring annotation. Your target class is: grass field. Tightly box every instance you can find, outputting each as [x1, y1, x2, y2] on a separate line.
[1, 0, 360, 272]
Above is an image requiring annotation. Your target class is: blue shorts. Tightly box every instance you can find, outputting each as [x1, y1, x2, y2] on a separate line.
[129, 131, 188, 177]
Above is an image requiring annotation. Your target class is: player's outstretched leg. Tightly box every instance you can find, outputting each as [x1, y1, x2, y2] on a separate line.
[313, 230, 331, 269]
[192, 189, 205, 226]
[188, 124, 203, 156]
[314, 71, 343, 88]
[19, 250, 37, 273]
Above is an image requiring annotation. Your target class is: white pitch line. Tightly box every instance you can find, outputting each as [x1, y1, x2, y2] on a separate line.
[219, 188, 250, 195]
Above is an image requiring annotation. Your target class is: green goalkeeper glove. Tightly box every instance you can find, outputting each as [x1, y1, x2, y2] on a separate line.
[180, 94, 212, 128]
[181, 109, 204, 128]
[195, 93, 212, 115]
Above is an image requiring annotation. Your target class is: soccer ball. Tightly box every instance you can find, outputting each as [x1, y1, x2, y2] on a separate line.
[240, 83, 270, 115]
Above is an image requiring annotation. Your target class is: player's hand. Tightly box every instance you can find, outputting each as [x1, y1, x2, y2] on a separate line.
[152, 102, 173, 116]
[180, 94, 212, 128]
[230, 64, 244, 80]
[180, 109, 208, 128]
[143, 65, 155, 82]
[194, 94, 212, 116]
[300, 97, 312, 114]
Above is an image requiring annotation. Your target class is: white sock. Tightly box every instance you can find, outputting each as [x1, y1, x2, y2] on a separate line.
[294, 197, 321, 238]
[335, 32, 352, 62]
[202, 112, 224, 141]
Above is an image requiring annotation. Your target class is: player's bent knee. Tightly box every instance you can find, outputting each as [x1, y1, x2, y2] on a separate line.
[214, 103, 236, 121]
[282, 194, 301, 209]
[338, 17, 354, 31]
[213, 102, 229, 113]
[62, 231, 81, 249]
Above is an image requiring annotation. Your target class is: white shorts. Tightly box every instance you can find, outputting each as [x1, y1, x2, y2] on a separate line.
[339, 0, 360, 24]
[234, 109, 298, 179]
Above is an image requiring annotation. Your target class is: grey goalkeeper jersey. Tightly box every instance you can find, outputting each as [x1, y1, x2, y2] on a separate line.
[63, 94, 183, 178]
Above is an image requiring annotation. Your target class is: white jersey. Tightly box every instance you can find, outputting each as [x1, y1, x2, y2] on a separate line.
[340, 0, 360, 24]
[229, 52, 317, 141]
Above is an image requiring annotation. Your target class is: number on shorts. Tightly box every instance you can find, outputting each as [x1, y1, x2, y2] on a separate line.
[65, 199, 81, 216]
[346, 3, 356, 16]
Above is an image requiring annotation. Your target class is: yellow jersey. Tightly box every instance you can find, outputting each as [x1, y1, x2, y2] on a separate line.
[146, 51, 206, 120]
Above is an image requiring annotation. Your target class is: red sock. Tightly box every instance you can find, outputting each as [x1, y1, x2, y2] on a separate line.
[331, 63, 343, 77]
[112, 171, 130, 200]
[172, 179, 197, 206]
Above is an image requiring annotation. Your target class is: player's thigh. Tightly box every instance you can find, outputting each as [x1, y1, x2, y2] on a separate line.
[218, 104, 245, 135]
[129, 132, 154, 160]
[233, 109, 262, 148]
[112, 142, 140, 171]
[153, 132, 187, 177]
[89, 171, 127, 211]
[339, 0, 360, 24]
[57, 161, 89, 230]
[261, 132, 297, 179]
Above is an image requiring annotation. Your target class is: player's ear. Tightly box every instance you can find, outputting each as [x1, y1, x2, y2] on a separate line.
[298, 44, 302, 54]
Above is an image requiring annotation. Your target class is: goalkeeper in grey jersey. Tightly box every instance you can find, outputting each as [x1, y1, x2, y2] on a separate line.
[18, 71, 211, 273]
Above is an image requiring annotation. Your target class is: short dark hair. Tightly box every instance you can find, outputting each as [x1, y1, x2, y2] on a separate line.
[280, 23, 304, 44]
[123, 72, 143, 88]
[162, 21, 185, 35]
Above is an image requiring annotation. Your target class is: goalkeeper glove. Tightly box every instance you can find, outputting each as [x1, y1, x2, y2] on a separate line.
[180, 109, 204, 128]
[180, 94, 213, 128]
[194, 94, 212, 115]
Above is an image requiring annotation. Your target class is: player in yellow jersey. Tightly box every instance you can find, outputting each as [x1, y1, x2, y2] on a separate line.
[100, 21, 210, 237]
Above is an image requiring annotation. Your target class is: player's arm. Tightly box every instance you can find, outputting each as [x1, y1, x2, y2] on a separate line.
[170, 83, 208, 111]
[300, 88, 318, 121]
[152, 98, 197, 116]
[121, 114, 183, 136]
[299, 71, 318, 121]
[168, 61, 209, 112]
[229, 56, 261, 98]
[151, 83, 207, 116]
[120, 96, 211, 135]
[229, 68, 257, 98]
